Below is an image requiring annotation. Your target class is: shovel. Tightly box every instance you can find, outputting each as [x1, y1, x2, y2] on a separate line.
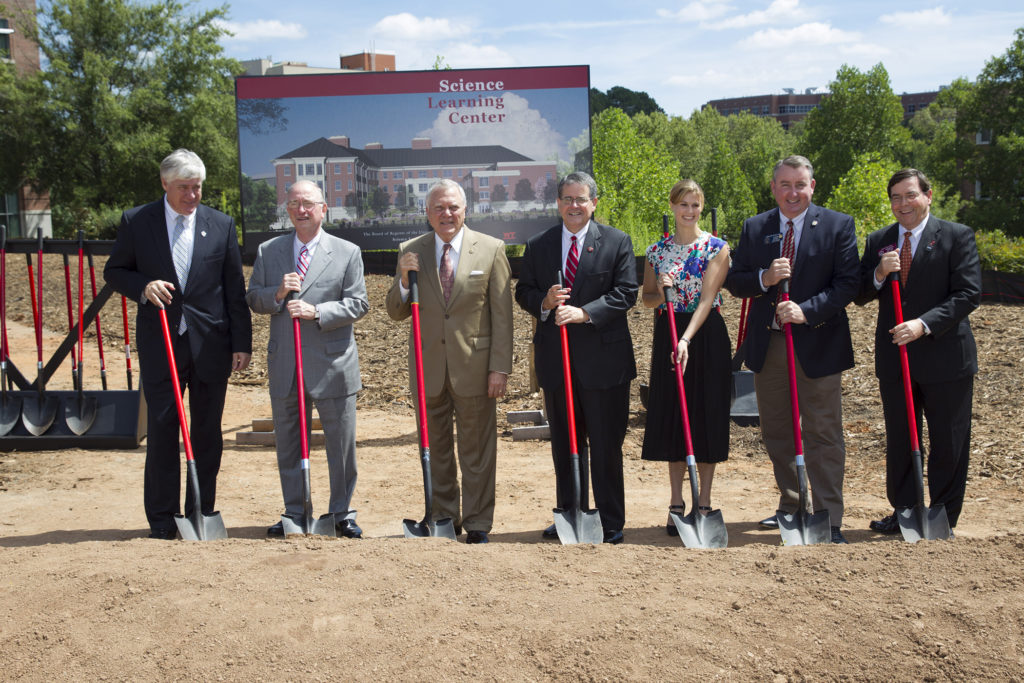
[64, 230, 98, 435]
[279, 291, 336, 537]
[86, 248, 109, 390]
[888, 273, 951, 542]
[402, 270, 458, 540]
[552, 272, 603, 545]
[0, 225, 20, 435]
[62, 252, 79, 389]
[22, 229, 59, 435]
[154, 304, 228, 541]
[120, 295, 134, 390]
[663, 286, 728, 548]
[775, 280, 832, 546]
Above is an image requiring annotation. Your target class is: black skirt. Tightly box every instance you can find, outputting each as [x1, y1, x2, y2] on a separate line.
[641, 308, 731, 463]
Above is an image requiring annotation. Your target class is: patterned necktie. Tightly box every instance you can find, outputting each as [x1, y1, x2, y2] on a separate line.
[564, 235, 579, 289]
[297, 244, 310, 281]
[439, 243, 454, 303]
[899, 231, 913, 287]
[172, 214, 190, 334]
[775, 220, 795, 327]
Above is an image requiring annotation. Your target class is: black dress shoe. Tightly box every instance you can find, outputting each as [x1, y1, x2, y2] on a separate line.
[758, 515, 779, 529]
[267, 520, 284, 538]
[148, 528, 177, 540]
[336, 519, 363, 539]
[831, 526, 848, 544]
[466, 530, 489, 544]
[542, 523, 558, 539]
[603, 530, 624, 545]
[869, 513, 900, 534]
[667, 504, 685, 536]
[454, 523, 463, 536]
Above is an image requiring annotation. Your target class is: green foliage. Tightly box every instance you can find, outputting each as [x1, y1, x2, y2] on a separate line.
[699, 134, 756, 243]
[826, 154, 901, 253]
[240, 174, 278, 231]
[798, 63, 910, 202]
[590, 86, 663, 116]
[974, 229, 1024, 273]
[590, 108, 678, 252]
[0, 0, 242, 238]
[907, 79, 976, 190]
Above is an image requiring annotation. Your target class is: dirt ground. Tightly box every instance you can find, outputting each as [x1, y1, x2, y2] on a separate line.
[2, 257, 1024, 681]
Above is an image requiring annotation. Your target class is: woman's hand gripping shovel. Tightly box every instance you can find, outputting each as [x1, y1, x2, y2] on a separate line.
[401, 270, 457, 540]
[663, 286, 728, 548]
[552, 271, 603, 545]
[775, 279, 832, 545]
[888, 273, 951, 542]
[155, 301, 227, 541]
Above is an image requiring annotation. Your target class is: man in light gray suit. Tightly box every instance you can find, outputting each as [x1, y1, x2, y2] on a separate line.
[247, 180, 369, 538]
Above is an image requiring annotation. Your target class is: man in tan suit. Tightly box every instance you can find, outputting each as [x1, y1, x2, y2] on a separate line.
[386, 179, 513, 544]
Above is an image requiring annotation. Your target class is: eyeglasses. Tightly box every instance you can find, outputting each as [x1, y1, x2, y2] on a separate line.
[889, 192, 921, 205]
[286, 200, 321, 210]
[559, 196, 592, 206]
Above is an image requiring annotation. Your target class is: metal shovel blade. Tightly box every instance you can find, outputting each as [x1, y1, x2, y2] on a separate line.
[553, 506, 604, 545]
[672, 508, 729, 549]
[63, 394, 98, 435]
[897, 504, 951, 543]
[402, 516, 458, 540]
[175, 510, 228, 541]
[281, 512, 338, 537]
[0, 396, 20, 435]
[22, 394, 59, 435]
[777, 508, 832, 546]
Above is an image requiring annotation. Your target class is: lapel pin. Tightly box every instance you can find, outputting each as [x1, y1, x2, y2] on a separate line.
[587, 246, 594, 253]
[811, 220, 818, 227]
[201, 230, 207, 237]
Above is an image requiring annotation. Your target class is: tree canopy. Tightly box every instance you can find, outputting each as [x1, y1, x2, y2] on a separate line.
[590, 85, 663, 117]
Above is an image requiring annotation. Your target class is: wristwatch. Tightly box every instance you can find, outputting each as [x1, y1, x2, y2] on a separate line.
[313, 305, 321, 321]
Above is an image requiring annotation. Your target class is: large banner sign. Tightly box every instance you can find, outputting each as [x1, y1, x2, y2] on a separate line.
[235, 65, 592, 257]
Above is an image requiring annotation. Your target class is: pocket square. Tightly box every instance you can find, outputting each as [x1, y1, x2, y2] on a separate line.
[469, 270, 485, 276]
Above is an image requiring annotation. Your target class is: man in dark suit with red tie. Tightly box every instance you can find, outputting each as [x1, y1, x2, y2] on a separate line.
[857, 168, 981, 534]
[105, 149, 252, 539]
[725, 155, 860, 544]
[515, 171, 638, 544]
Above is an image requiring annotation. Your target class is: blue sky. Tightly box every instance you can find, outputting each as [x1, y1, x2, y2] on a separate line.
[199, 0, 1024, 117]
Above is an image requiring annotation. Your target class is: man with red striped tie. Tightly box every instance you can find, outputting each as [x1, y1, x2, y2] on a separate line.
[247, 180, 369, 538]
[515, 172, 639, 544]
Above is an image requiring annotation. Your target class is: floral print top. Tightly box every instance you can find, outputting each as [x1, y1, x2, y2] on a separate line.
[645, 231, 728, 313]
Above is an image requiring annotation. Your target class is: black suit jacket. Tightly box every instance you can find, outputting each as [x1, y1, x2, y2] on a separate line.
[725, 203, 859, 378]
[105, 199, 252, 384]
[515, 221, 638, 390]
[855, 216, 980, 382]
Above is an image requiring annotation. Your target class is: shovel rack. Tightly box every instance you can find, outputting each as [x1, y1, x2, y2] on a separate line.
[0, 237, 146, 451]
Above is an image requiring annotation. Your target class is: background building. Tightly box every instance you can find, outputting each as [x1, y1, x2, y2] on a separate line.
[706, 88, 939, 129]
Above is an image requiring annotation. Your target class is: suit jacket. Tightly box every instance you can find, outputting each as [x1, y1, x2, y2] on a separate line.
[725, 203, 859, 378]
[515, 221, 638, 390]
[855, 216, 981, 383]
[246, 231, 368, 399]
[385, 226, 513, 398]
[104, 199, 252, 384]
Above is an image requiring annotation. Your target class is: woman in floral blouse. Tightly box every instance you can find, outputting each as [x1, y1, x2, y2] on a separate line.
[640, 179, 732, 534]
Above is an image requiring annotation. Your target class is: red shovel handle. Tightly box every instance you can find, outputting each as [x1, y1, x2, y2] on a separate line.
[409, 270, 430, 450]
[290, 291, 310, 463]
[557, 272, 579, 456]
[157, 305, 195, 463]
[662, 286, 694, 457]
[888, 273, 920, 452]
[779, 280, 804, 457]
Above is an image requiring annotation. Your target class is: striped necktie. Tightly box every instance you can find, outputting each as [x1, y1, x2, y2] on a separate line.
[439, 244, 454, 302]
[297, 244, 310, 281]
[172, 214, 190, 334]
[775, 220, 794, 328]
[900, 231, 912, 287]
[564, 235, 579, 289]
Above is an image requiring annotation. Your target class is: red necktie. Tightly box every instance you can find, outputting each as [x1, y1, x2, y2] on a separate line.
[564, 235, 579, 289]
[899, 231, 912, 287]
[439, 243, 454, 302]
[775, 220, 794, 327]
[297, 245, 310, 281]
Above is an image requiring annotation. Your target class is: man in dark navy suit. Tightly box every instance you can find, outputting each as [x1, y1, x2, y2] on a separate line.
[515, 171, 638, 544]
[857, 168, 981, 534]
[726, 155, 859, 544]
[105, 149, 252, 539]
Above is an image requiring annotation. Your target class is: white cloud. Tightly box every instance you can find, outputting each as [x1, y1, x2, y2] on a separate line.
[417, 92, 565, 162]
[715, 0, 805, 29]
[741, 22, 861, 49]
[217, 19, 307, 42]
[657, 1, 732, 22]
[373, 13, 472, 41]
[879, 7, 952, 27]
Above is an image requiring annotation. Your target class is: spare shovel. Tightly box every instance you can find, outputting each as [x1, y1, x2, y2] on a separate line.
[0, 225, 20, 435]
[154, 304, 227, 541]
[65, 230, 98, 435]
[22, 228, 59, 435]
[280, 291, 336, 537]
[888, 274, 951, 542]
[775, 280, 832, 546]
[402, 270, 457, 540]
[662, 286, 727, 548]
[552, 272, 603, 545]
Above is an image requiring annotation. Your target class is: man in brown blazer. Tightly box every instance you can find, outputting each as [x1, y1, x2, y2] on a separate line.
[386, 179, 513, 544]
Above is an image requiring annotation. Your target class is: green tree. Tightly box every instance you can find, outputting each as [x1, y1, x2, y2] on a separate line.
[0, 0, 241, 237]
[698, 134, 757, 243]
[798, 63, 910, 202]
[239, 174, 279, 231]
[826, 153, 901, 253]
[907, 79, 976, 191]
[591, 107, 678, 251]
[590, 86, 663, 116]
[513, 178, 535, 209]
[369, 186, 390, 217]
[726, 112, 793, 213]
[490, 183, 507, 203]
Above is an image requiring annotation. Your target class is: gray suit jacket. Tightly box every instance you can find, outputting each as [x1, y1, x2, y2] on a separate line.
[246, 231, 368, 399]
